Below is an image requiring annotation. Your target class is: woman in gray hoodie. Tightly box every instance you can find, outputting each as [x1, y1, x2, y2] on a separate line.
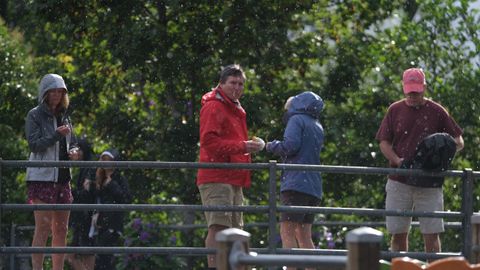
[25, 74, 77, 270]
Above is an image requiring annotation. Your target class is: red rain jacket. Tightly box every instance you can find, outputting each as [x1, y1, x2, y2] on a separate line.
[196, 87, 251, 187]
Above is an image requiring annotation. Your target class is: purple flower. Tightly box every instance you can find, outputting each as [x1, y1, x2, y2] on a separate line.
[124, 237, 132, 246]
[132, 218, 142, 231]
[170, 235, 177, 245]
[139, 231, 151, 242]
[326, 232, 335, 249]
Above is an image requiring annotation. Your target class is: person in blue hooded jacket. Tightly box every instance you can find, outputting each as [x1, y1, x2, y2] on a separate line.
[266, 91, 324, 258]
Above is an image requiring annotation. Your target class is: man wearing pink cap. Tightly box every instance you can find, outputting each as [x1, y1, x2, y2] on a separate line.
[376, 68, 464, 254]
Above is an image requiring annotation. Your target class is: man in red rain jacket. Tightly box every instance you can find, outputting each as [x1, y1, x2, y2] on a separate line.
[197, 64, 264, 269]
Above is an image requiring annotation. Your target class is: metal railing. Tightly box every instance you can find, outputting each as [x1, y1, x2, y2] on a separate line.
[216, 227, 383, 270]
[0, 160, 479, 268]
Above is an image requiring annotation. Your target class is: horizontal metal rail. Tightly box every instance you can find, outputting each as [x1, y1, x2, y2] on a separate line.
[0, 246, 214, 255]
[1, 203, 462, 219]
[273, 248, 462, 260]
[1, 160, 473, 178]
[0, 246, 463, 261]
[9, 220, 462, 233]
[235, 253, 347, 269]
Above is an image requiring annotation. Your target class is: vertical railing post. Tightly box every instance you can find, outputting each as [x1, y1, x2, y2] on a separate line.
[0, 158, 3, 256]
[471, 214, 480, 264]
[346, 227, 383, 270]
[462, 168, 474, 261]
[216, 228, 251, 270]
[268, 160, 277, 254]
[9, 223, 16, 270]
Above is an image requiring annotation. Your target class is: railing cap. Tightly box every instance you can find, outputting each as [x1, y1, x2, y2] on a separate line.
[215, 228, 251, 242]
[346, 226, 383, 243]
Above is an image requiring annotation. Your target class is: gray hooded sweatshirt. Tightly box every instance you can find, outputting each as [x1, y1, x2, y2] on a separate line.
[25, 74, 73, 182]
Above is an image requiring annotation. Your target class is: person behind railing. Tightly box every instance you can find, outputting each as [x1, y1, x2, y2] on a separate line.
[196, 64, 264, 270]
[376, 67, 464, 254]
[25, 74, 77, 270]
[92, 149, 132, 270]
[66, 138, 96, 270]
[266, 91, 325, 270]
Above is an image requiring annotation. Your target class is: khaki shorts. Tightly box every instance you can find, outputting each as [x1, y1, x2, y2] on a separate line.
[198, 183, 244, 228]
[385, 179, 444, 234]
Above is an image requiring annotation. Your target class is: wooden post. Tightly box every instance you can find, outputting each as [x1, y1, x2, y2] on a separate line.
[216, 228, 251, 270]
[471, 214, 480, 263]
[346, 227, 383, 270]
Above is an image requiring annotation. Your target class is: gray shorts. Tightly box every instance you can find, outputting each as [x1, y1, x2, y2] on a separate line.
[385, 179, 444, 234]
[198, 183, 244, 228]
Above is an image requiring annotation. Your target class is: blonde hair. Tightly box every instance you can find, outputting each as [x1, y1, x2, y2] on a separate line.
[284, 96, 294, 110]
[43, 89, 70, 113]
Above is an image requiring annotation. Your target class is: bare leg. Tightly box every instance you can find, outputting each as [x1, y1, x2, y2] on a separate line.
[295, 223, 314, 249]
[423, 233, 441, 253]
[66, 254, 96, 270]
[32, 199, 53, 270]
[205, 224, 228, 268]
[51, 210, 70, 270]
[391, 233, 408, 251]
[280, 221, 298, 270]
[295, 223, 315, 270]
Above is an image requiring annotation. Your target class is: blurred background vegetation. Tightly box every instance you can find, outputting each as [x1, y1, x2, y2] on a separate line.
[0, 0, 479, 269]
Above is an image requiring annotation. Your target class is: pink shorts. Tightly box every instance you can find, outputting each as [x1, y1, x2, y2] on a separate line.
[27, 182, 73, 204]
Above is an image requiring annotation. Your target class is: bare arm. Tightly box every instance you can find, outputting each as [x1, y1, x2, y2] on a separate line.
[454, 135, 464, 152]
[379, 140, 403, 167]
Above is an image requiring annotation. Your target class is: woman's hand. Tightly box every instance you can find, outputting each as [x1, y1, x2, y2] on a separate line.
[103, 177, 112, 187]
[68, 147, 81, 160]
[83, 179, 92, 191]
[56, 125, 71, 136]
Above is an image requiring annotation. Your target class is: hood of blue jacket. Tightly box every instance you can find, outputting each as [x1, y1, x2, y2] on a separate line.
[285, 91, 324, 121]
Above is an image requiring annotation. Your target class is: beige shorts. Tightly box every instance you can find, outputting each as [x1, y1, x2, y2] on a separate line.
[385, 179, 444, 234]
[198, 183, 244, 228]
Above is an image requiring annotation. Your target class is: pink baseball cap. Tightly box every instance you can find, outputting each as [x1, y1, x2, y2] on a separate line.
[402, 68, 426, 94]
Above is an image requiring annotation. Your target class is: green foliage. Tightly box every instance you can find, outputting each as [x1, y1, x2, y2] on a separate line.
[0, 18, 37, 245]
[1, 1, 480, 268]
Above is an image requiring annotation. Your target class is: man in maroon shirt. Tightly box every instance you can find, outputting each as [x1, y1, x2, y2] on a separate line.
[376, 68, 464, 254]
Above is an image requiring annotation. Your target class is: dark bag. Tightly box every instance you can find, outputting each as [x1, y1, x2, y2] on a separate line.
[401, 133, 457, 187]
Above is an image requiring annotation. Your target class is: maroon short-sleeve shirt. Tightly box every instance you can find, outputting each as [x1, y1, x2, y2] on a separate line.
[376, 99, 462, 182]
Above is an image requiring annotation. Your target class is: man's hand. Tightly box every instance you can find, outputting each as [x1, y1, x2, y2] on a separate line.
[390, 157, 404, 168]
[245, 140, 264, 153]
[379, 140, 403, 168]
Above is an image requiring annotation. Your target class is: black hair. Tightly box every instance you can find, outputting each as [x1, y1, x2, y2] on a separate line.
[77, 139, 93, 161]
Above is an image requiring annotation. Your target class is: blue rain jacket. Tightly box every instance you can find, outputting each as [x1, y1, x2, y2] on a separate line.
[267, 91, 324, 198]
